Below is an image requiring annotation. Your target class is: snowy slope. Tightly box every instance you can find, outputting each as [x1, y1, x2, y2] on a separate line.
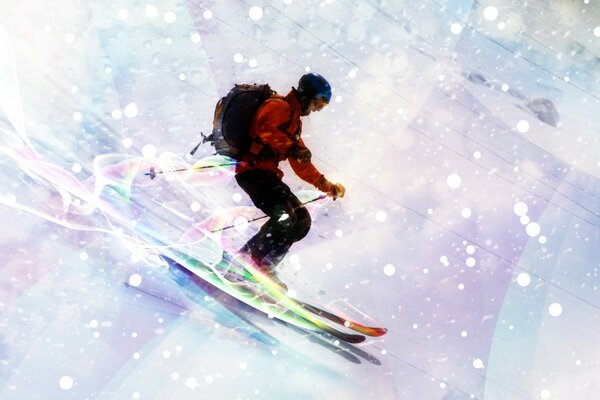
[0, 1, 599, 399]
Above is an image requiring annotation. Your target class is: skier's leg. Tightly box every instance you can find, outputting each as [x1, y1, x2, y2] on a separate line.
[291, 205, 311, 241]
[235, 169, 290, 264]
[235, 169, 311, 268]
[250, 195, 312, 268]
[263, 199, 311, 265]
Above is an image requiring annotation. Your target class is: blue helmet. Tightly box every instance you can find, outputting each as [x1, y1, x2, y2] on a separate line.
[297, 73, 332, 103]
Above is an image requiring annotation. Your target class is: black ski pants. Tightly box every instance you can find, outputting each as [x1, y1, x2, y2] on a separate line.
[235, 168, 311, 269]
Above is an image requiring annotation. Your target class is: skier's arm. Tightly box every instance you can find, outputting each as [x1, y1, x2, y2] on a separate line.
[289, 140, 346, 199]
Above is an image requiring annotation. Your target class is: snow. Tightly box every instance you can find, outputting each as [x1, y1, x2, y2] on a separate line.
[141, 144, 157, 158]
[111, 109, 122, 120]
[446, 173, 462, 189]
[233, 53, 243, 63]
[128, 274, 143, 287]
[185, 377, 197, 388]
[483, 7, 499, 22]
[1, 1, 599, 399]
[513, 201, 528, 216]
[117, 9, 129, 21]
[525, 221, 541, 237]
[248, 7, 263, 21]
[124, 103, 138, 118]
[383, 263, 396, 276]
[548, 303, 563, 317]
[146, 5, 158, 18]
[516, 120, 530, 133]
[288, 254, 300, 264]
[64, 32, 75, 44]
[516, 273, 531, 287]
[233, 216, 248, 231]
[59, 376, 74, 390]
[164, 12, 177, 24]
[450, 23, 463, 35]
[232, 193, 242, 202]
[375, 210, 387, 222]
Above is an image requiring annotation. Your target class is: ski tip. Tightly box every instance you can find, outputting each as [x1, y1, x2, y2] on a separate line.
[361, 328, 387, 337]
[373, 327, 388, 336]
[348, 323, 388, 337]
[323, 327, 366, 343]
[346, 334, 366, 344]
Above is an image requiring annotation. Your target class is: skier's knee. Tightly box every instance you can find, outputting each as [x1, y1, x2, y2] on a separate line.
[294, 207, 311, 240]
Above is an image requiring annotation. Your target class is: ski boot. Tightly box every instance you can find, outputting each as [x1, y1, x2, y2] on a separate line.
[257, 264, 288, 293]
[238, 246, 288, 292]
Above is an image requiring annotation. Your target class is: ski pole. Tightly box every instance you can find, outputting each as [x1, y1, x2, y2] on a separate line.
[145, 131, 228, 179]
[211, 194, 328, 233]
[145, 162, 238, 179]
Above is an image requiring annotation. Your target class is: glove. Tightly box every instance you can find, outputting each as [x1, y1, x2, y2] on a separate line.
[329, 182, 346, 200]
[319, 178, 346, 200]
[287, 145, 312, 163]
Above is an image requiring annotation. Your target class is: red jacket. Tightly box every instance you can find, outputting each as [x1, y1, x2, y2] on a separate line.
[236, 89, 327, 191]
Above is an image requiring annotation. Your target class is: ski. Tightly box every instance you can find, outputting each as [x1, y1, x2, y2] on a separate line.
[214, 260, 367, 343]
[215, 253, 385, 337]
[159, 252, 366, 344]
[295, 300, 387, 337]
[211, 263, 367, 343]
[306, 318, 365, 343]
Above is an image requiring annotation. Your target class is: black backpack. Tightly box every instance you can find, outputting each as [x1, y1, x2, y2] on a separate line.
[203, 84, 276, 160]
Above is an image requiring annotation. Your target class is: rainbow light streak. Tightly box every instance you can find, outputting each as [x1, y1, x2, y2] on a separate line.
[0, 123, 377, 342]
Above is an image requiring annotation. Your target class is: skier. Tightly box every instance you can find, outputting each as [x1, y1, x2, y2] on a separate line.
[234, 73, 345, 287]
